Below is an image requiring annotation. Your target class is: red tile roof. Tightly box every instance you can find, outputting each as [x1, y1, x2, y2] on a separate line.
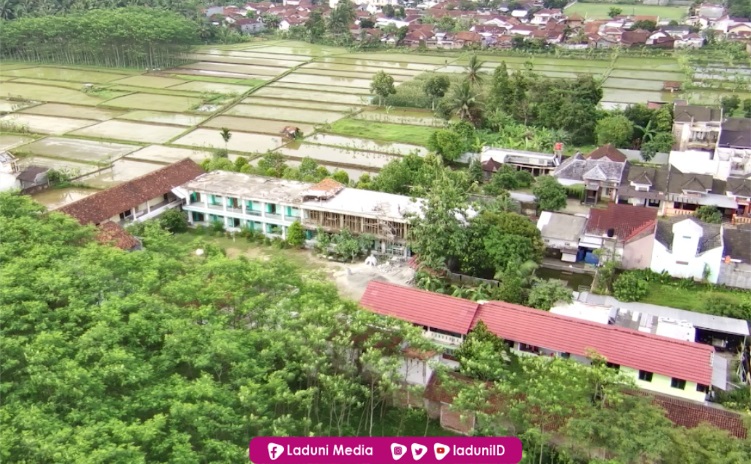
[474, 300, 714, 385]
[360, 281, 479, 335]
[96, 221, 140, 250]
[588, 143, 627, 162]
[585, 203, 658, 241]
[58, 159, 204, 225]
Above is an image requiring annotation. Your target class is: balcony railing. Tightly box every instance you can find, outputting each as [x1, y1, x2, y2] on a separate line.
[246, 209, 262, 216]
[424, 330, 463, 347]
[207, 203, 224, 210]
[265, 212, 282, 220]
[226, 206, 242, 213]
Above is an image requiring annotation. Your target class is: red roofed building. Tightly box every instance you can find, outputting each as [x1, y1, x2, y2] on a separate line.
[359, 281, 724, 403]
[360, 281, 479, 345]
[474, 300, 714, 402]
[58, 159, 204, 226]
[579, 202, 658, 269]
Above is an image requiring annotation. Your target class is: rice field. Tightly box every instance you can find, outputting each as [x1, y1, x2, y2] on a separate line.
[564, 3, 688, 21]
[2, 39, 747, 200]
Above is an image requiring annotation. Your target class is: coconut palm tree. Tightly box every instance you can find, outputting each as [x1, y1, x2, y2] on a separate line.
[465, 54, 485, 87]
[446, 81, 483, 125]
[219, 127, 232, 150]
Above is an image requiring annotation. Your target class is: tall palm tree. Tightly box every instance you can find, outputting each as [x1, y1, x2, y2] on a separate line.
[465, 54, 485, 87]
[447, 81, 483, 125]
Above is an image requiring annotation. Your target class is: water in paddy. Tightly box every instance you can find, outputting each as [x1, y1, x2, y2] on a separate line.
[537, 267, 594, 291]
[32, 187, 97, 210]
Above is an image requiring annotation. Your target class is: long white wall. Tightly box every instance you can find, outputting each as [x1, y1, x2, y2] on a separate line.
[650, 241, 722, 283]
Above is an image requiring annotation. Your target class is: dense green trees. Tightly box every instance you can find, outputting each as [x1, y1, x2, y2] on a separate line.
[0, 0, 207, 20]
[596, 114, 635, 147]
[0, 193, 429, 462]
[370, 71, 397, 106]
[0, 7, 198, 67]
[532, 175, 567, 212]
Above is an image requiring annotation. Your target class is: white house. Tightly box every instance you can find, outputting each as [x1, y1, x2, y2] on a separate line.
[536, 212, 588, 262]
[651, 216, 723, 283]
[0, 151, 19, 192]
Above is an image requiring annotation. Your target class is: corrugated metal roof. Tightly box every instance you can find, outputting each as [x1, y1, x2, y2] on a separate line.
[475, 301, 714, 385]
[359, 281, 479, 335]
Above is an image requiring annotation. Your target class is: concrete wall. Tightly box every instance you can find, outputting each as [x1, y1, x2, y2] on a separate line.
[401, 357, 435, 387]
[718, 262, 751, 290]
[0, 172, 17, 192]
[622, 233, 655, 270]
[621, 366, 706, 403]
[650, 221, 723, 283]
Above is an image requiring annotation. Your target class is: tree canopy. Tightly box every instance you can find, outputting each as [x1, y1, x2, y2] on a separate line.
[0, 193, 427, 462]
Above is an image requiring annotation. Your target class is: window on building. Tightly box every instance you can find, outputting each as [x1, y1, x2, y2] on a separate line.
[190, 192, 201, 203]
[606, 362, 620, 371]
[671, 378, 686, 390]
[267, 203, 277, 215]
[559, 352, 570, 359]
[696, 384, 709, 393]
[231, 218, 241, 228]
[209, 195, 221, 206]
[192, 212, 205, 222]
[519, 343, 539, 353]
[638, 370, 653, 382]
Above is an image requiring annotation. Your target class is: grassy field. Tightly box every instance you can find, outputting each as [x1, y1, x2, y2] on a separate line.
[641, 282, 750, 312]
[327, 119, 435, 146]
[564, 3, 688, 20]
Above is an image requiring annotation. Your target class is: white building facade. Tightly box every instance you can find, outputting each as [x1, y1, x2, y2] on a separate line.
[178, 171, 421, 257]
[651, 217, 723, 283]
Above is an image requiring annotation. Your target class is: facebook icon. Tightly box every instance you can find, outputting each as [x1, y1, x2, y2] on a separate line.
[267, 443, 284, 461]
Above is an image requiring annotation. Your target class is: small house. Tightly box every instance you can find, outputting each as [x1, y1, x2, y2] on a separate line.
[281, 126, 301, 139]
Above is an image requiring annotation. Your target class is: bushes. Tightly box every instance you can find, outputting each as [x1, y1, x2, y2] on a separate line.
[158, 209, 188, 233]
[613, 272, 649, 302]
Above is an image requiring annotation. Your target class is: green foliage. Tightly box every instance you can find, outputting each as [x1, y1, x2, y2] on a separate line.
[158, 208, 188, 233]
[608, 7, 623, 18]
[484, 165, 534, 195]
[465, 54, 485, 87]
[721, 94, 741, 115]
[427, 129, 464, 162]
[0, 8, 198, 67]
[703, 294, 751, 320]
[695, 205, 723, 224]
[329, 229, 374, 262]
[0, 193, 430, 462]
[285, 221, 306, 248]
[528, 279, 573, 311]
[631, 19, 657, 31]
[455, 321, 520, 381]
[461, 211, 544, 279]
[641, 132, 674, 161]
[370, 70, 397, 106]
[596, 114, 635, 147]
[219, 127, 232, 146]
[423, 74, 451, 110]
[304, 9, 326, 42]
[331, 169, 349, 185]
[440, 80, 483, 125]
[328, 0, 356, 34]
[613, 272, 649, 302]
[210, 219, 225, 233]
[532, 176, 567, 212]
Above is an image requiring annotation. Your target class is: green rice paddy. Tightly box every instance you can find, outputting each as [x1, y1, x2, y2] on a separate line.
[1, 39, 747, 210]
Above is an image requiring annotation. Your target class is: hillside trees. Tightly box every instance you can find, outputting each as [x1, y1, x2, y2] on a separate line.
[0, 193, 430, 461]
[0, 7, 198, 67]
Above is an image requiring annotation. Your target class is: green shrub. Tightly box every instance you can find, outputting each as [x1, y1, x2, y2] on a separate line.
[210, 220, 225, 233]
[286, 221, 306, 248]
[159, 209, 188, 233]
[613, 272, 649, 302]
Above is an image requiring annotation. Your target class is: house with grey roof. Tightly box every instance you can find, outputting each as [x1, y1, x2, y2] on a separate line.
[16, 165, 49, 191]
[651, 216, 723, 283]
[716, 117, 751, 176]
[617, 164, 738, 217]
[726, 176, 751, 218]
[718, 224, 751, 289]
[536, 211, 588, 262]
[672, 103, 722, 152]
[553, 145, 627, 204]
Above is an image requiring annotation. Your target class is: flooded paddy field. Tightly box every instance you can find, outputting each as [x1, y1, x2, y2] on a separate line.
[178, 61, 285, 77]
[172, 128, 286, 153]
[0, 99, 33, 112]
[32, 187, 98, 210]
[0, 135, 35, 151]
[20, 103, 125, 121]
[1, 82, 126, 105]
[0, 66, 130, 83]
[277, 73, 374, 89]
[0, 114, 97, 135]
[125, 145, 212, 164]
[241, 97, 358, 112]
[304, 133, 428, 156]
[354, 109, 446, 127]
[111, 75, 187, 88]
[271, 81, 373, 95]
[70, 120, 187, 144]
[80, 158, 164, 188]
[187, 54, 303, 68]
[296, 67, 414, 81]
[168, 81, 253, 94]
[20, 156, 101, 175]
[15, 137, 139, 162]
[302, 61, 422, 77]
[117, 110, 207, 126]
[253, 86, 370, 105]
[102, 93, 204, 112]
[276, 143, 400, 170]
[226, 103, 347, 124]
[202, 116, 315, 136]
